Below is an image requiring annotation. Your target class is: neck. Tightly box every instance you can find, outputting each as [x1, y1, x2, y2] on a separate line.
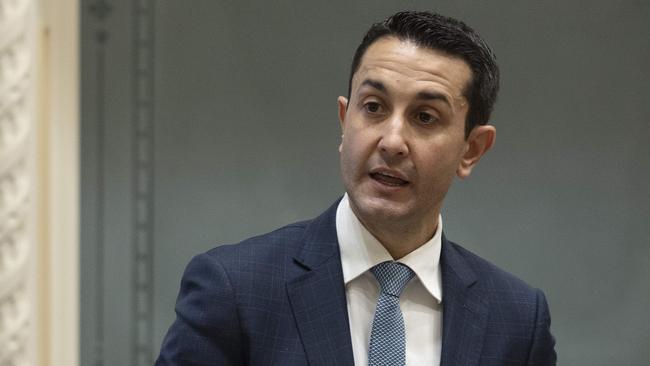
[356, 213, 439, 260]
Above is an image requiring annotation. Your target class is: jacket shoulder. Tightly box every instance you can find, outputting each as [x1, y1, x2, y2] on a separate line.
[196, 219, 317, 283]
[444, 240, 557, 364]
[447, 240, 539, 296]
[205, 220, 310, 261]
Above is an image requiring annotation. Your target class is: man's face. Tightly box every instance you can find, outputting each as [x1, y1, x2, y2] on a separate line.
[338, 36, 488, 232]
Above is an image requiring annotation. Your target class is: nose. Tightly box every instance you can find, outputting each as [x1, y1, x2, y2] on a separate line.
[377, 116, 409, 158]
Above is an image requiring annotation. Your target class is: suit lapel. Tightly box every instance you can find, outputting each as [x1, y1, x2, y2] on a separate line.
[285, 205, 490, 366]
[286, 201, 355, 366]
[439, 235, 488, 366]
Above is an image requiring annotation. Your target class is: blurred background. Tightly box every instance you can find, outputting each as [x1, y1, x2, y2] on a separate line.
[2, 0, 648, 365]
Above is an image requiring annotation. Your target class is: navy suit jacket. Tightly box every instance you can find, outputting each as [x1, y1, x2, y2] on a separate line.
[156, 201, 556, 365]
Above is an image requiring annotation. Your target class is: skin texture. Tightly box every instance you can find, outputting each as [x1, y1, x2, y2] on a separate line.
[338, 36, 496, 259]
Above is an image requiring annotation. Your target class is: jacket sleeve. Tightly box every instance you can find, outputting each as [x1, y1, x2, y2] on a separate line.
[156, 252, 244, 365]
[526, 289, 557, 366]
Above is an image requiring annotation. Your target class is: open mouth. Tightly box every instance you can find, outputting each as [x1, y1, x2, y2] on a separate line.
[370, 172, 409, 187]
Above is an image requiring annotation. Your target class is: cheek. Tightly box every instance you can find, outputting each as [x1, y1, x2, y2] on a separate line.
[340, 142, 359, 171]
[340, 135, 370, 176]
[415, 145, 463, 179]
[339, 139, 354, 168]
[341, 129, 362, 156]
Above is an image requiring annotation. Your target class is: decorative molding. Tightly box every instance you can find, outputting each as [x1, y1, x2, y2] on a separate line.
[131, 0, 155, 364]
[0, 0, 34, 364]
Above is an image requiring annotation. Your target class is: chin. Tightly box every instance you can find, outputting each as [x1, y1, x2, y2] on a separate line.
[349, 193, 413, 224]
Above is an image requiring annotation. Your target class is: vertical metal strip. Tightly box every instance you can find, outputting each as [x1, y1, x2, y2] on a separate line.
[87, 1, 112, 365]
[131, 0, 155, 364]
[94, 37, 105, 366]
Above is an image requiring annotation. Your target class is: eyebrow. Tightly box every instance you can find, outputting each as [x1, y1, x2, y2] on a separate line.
[416, 91, 452, 107]
[360, 79, 387, 93]
[359, 78, 452, 107]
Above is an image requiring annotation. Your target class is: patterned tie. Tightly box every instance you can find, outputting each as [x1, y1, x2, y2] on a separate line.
[368, 261, 415, 366]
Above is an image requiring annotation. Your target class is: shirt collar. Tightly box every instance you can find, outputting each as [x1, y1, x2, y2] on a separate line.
[336, 194, 443, 303]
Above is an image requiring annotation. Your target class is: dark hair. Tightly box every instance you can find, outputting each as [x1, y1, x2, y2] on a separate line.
[348, 11, 499, 137]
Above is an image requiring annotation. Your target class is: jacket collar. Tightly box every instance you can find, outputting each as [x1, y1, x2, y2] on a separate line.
[287, 199, 355, 366]
[439, 234, 489, 366]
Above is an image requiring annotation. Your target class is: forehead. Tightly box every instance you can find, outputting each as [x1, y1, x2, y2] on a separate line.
[353, 37, 472, 101]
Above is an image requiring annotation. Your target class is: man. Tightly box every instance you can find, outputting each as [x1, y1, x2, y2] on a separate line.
[156, 11, 556, 365]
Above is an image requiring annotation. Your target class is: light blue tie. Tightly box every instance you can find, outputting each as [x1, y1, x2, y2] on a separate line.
[368, 261, 415, 366]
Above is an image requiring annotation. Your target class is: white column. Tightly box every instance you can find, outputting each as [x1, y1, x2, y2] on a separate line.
[38, 0, 80, 364]
[0, 0, 36, 364]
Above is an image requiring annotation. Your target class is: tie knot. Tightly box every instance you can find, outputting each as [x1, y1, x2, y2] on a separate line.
[371, 261, 415, 297]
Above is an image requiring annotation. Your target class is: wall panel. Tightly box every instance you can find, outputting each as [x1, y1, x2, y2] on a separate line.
[80, 1, 650, 364]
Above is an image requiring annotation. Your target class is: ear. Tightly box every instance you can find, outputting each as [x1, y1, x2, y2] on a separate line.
[337, 96, 348, 128]
[337, 96, 348, 153]
[456, 124, 496, 179]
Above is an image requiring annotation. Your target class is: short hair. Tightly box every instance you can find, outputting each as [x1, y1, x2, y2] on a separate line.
[348, 11, 500, 137]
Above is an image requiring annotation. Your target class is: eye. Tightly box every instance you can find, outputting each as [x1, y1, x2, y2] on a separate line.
[417, 111, 439, 124]
[363, 101, 383, 114]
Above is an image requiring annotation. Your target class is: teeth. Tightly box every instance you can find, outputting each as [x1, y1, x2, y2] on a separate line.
[377, 171, 404, 180]
[372, 172, 408, 186]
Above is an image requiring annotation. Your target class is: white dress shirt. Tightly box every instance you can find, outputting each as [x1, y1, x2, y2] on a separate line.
[336, 194, 443, 365]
